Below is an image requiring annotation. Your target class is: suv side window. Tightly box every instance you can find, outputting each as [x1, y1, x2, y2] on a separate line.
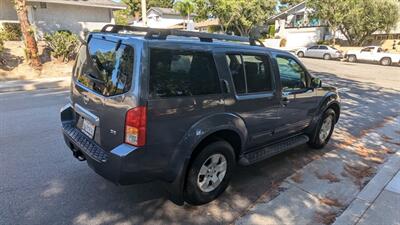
[276, 56, 308, 91]
[149, 49, 221, 98]
[226, 54, 273, 94]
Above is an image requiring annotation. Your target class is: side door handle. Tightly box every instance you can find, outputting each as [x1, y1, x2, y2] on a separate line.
[281, 96, 290, 106]
[281, 92, 290, 106]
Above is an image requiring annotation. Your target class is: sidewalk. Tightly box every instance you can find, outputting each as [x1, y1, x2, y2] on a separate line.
[235, 117, 400, 225]
[334, 168, 400, 225]
[0, 76, 70, 93]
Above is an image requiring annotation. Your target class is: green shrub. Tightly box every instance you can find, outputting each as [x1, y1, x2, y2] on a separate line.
[268, 25, 275, 38]
[0, 31, 5, 53]
[316, 40, 331, 45]
[1, 23, 22, 41]
[44, 30, 80, 62]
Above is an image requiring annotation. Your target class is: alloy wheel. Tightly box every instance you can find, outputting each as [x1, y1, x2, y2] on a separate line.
[197, 153, 227, 193]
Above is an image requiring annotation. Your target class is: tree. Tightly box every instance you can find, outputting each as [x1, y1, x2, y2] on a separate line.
[307, 0, 348, 45]
[340, 0, 399, 46]
[122, 0, 141, 21]
[308, 0, 399, 46]
[148, 0, 174, 8]
[174, 0, 195, 29]
[194, 0, 276, 36]
[14, 0, 41, 69]
[233, 0, 276, 36]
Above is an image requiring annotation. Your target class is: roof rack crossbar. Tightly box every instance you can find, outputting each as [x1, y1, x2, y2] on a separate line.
[100, 24, 263, 46]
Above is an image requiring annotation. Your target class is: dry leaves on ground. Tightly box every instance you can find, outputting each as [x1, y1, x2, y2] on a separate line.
[314, 210, 338, 225]
[319, 197, 344, 208]
[315, 171, 341, 183]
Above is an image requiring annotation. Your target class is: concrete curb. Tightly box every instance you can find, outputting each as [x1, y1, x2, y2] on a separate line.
[332, 152, 400, 225]
[0, 76, 71, 93]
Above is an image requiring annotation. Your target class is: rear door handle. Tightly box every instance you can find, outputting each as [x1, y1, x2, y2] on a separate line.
[281, 96, 290, 106]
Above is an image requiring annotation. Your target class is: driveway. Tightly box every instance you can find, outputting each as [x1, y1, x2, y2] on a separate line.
[0, 59, 399, 225]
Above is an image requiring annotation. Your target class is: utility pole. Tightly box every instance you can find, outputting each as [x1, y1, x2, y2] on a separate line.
[141, 0, 147, 26]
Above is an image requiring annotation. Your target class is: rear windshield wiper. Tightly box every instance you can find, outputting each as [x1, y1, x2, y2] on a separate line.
[84, 72, 106, 84]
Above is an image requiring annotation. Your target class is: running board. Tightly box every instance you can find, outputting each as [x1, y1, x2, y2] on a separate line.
[239, 135, 309, 166]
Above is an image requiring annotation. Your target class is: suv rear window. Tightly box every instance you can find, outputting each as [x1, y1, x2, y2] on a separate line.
[149, 49, 221, 98]
[76, 37, 134, 96]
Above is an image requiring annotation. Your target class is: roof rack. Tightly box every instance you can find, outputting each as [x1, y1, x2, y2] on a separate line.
[100, 24, 264, 47]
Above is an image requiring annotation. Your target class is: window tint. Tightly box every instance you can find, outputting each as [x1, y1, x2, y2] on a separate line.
[149, 49, 220, 98]
[243, 55, 272, 93]
[319, 46, 328, 50]
[361, 47, 373, 52]
[276, 56, 307, 91]
[226, 54, 246, 94]
[308, 46, 319, 50]
[226, 54, 273, 94]
[77, 38, 134, 96]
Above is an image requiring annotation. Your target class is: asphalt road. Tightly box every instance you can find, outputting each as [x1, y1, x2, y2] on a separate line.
[1, 59, 399, 225]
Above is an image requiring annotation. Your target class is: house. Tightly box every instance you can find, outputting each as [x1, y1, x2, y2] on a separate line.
[267, 1, 330, 48]
[267, 1, 400, 48]
[195, 18, 220, 32]
[133, 7, 195, 30]
[0, 0, 126, 38]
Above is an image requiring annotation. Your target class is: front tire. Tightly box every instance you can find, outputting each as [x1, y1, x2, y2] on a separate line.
[184, 141, 236, 205]
[348, 55, 357, 63]
[297, 51, 305, 57]
[308, 109, 336, 149]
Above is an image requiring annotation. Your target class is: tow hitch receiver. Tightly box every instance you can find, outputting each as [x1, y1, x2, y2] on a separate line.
[72, 149, 86, 161]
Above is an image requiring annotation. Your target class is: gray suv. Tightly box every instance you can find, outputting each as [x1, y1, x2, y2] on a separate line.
[61, 25, 340, 205]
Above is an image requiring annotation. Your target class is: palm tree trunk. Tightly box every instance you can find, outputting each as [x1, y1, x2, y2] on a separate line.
[141, 0, 147, 26]
[14, 0, 41, 69]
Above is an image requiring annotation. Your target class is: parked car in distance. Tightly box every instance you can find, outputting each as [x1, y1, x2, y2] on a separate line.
[61, 25, 341, 206]
[296, 45, 343, 60]
[345, 46, 400, 66]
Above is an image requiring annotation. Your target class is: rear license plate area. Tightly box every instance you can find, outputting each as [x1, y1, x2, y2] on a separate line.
[81, 118, 95, 139]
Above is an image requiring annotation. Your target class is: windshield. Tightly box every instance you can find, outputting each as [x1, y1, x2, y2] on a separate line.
[75, 37, 134, 96]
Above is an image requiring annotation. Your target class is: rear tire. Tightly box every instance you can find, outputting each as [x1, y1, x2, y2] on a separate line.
[297, 51, 305, 58]
[308, 109, 336, 149]
[184, 141, 236, 205]
[380, 57, 392, 66]
[323, 54, 331, 60]
[348, 55, 357, 63]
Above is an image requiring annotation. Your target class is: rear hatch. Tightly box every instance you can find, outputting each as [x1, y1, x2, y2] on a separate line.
[71, 34, 136, 151]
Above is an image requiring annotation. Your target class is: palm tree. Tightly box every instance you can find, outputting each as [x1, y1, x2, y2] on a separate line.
[14, 0, 41, 69]
[173, 0, 195, 30]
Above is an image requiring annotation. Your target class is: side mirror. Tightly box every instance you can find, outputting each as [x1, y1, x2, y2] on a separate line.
[311, 77, 322, 88]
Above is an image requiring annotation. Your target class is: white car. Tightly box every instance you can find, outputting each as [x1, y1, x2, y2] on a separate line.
[345, 46, 400, 66]
[295, 45, 343, 60]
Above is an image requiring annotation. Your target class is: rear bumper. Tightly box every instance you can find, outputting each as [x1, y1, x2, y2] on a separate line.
[60, 104, 159, 185]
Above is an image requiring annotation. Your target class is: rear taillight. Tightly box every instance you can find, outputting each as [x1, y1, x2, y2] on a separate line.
[125, 106, 147, 147]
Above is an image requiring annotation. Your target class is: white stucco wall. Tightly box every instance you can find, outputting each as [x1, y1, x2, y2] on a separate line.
[0, 0, 18, 22]
[145, 11, 192, 29]
[29, 2, 114, 38]
[0, 1, 115, 38]
[276, 24, 329, 49]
